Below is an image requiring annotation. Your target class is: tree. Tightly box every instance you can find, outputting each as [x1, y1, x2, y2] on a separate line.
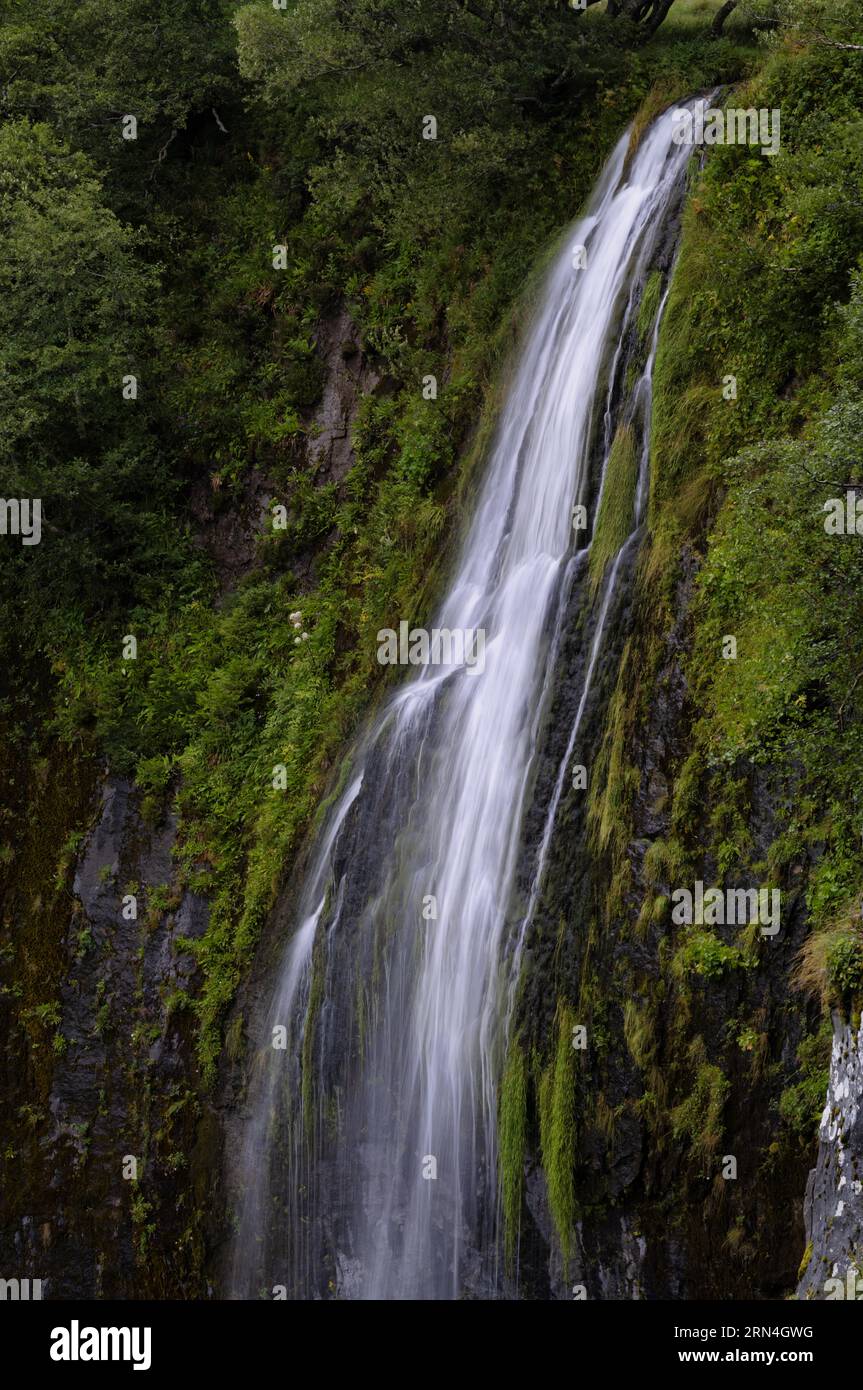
[0, 120, 180, 645]
[606, 0, 677, 35]
[720, 1, 863, 46]
[0, 0, 236, 176]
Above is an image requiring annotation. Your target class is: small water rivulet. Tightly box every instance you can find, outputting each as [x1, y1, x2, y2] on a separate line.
[229, 100, 700, 1300]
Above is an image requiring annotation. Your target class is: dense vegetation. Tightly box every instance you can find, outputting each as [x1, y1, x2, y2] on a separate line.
[1, 0, 862, 1295]
[535, 0, 863, 1279]
[0, 0, 760, 1077]
[650, 14, 863, 1010]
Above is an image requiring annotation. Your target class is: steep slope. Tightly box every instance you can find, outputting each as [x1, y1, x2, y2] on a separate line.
[2, 0, 861, 1302]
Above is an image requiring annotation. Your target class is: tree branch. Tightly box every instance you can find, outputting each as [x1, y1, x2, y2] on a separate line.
[149, 128, 178, 180]
[710, 1, 737, 38]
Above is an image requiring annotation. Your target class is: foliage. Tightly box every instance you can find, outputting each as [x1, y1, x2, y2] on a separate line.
[778, 1020, 832, 1138]
[538, 1002, 577, 1271]
[498, 1037, 528, 1269]
[670, 1042, 729, 1170]
[649, 27, 863, 1043]
[589, 422, 638, 592]
[0, 0, 235, 180]
[673, 929, 744, 980]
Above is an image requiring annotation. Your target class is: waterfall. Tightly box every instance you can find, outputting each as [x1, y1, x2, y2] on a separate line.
[229, 100, 698, 1301]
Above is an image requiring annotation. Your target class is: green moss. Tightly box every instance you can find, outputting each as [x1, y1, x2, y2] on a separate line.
[588, 644, 641, 859]
[666, 751, 704, 844]
[643, 836, 686, 888]
[797, 1241, 813, 1281]
[538, 1002, 577, 1272]
[672, 929, 744, 981]
[637, 269, 662, 345]
[670, 1045, 729, 1173]
[827, 934, 863, 995]
[623, 998, 655, 1072]
[589, 423, 638, 594]
[779, 1020, 832, 1139]
[795, 896, 863, 1012]
[498, 1036, 528, 1270]
[130, 1187, 157, 1265]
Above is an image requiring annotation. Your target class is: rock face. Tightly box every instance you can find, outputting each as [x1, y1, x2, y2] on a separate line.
[309, 307, 383, 486]
[510, 523, 820, 1300]
[2, 775, 213, 1298]
[798, 1015, 863, 1300]
[187, 302, 382, 597]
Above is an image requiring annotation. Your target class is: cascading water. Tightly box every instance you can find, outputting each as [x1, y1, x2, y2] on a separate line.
[230, 100, 699, 1301]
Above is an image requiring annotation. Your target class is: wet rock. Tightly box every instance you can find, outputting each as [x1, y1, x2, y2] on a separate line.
[797, 1014, 863, 1299]
[8, 775, 212, 1297]
[309, 307, 383, 486]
